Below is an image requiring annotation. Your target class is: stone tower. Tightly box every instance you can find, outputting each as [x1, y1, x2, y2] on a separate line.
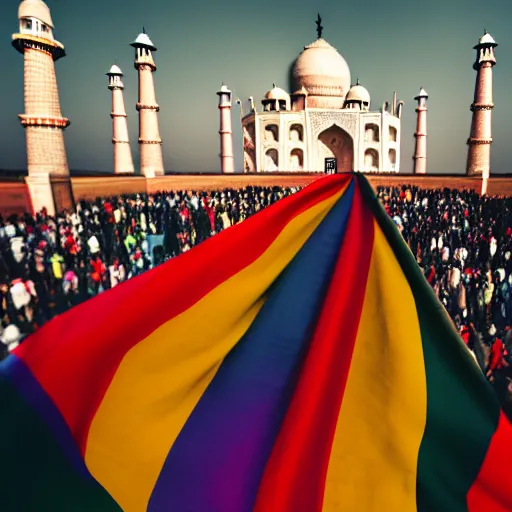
[131, 29, 164, 178]
[107, 65, 135, 174]
[13, 0, 71, 214]
[413, 88, 428, 174]
[466, 31, 497, 193]
[217, 84, 235, 174]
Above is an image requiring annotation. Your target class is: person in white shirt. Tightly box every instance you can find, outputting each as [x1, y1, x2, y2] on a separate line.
[0, 323, 22, 353]
[71, 213, 81, 227]
[140, 212, 147, 232]
[9, 279, 32, 311]
[392, 215, 403, 233]
[109, 260, 126, 288]
[10, 237, 25, 263]
[490, 236, 498, 258]
[4, 223, 16, 238]
[450, 265, 461, 289]
[220, 209, 232, 230]
[87, 234, 100, 255]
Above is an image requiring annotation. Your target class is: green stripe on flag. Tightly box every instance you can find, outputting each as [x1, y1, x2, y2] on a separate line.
[0, 373, 121, 512]
[357, 173, 500, 512]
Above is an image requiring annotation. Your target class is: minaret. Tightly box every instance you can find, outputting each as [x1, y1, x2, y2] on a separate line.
[13, 0, 71, 214]
[107, 65, 135, 174]
[131, 29, 164, 178]
[466, 31, 497, 194]
[413, 88, 428, 174]
[217, 84, 235, 174]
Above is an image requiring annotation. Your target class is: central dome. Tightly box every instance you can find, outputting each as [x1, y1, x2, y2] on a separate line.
[292, 38, 351, 109]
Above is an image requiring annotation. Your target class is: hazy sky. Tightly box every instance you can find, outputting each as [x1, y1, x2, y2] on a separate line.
[0, 0, 511, 174]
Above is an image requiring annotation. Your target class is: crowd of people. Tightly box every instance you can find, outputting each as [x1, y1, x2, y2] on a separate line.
[1, 182, 511, 412]
[0, 186, 297, 354]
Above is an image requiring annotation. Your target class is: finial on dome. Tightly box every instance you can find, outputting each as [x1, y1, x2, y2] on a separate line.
[142, 26, 146, 34]
[316, 13, 323, 39]
[356, 78, 360, 85]
[272, 82, 276, 89]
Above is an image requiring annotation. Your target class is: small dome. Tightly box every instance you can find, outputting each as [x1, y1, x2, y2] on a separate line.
[346, 82, 370, 103]
[478, 31, 497, 46]
[218, 84, 232, 95]
[264, 85, 290, 101]
[293, 38, 351, 103]
[107, 64, 123, 75]
[18, 0, 54, 28]
[415, 87, 428, 99]
[131, 31, 157, 51]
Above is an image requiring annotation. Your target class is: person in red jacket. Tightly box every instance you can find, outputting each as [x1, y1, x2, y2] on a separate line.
[460, 325, 470, 346]
[104, 201, 114, 224]
[486, 336, 509, 380]
[90, 256, 106, 294]
[63, 229, 78, 268]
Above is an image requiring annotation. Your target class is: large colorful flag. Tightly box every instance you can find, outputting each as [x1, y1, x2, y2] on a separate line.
[1, 173, 511, 512]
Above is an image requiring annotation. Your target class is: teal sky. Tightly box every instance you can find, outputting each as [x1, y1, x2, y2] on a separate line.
[0, 0, 511, 174]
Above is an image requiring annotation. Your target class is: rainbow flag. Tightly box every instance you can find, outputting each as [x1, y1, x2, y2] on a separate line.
[1, 174, 511, 512]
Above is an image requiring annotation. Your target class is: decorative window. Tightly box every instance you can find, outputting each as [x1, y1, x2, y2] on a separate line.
[389, 148, 397, 170]
[264, 124, 279, 143]
[364, 148, 379, 171]
[290, 148, 304, 170]
[365, 124, 379, 143]
[289, 124, 304, 142]
[265, 148, 279, 171]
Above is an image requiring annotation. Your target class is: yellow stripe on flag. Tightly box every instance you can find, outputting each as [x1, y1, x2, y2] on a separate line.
[322, 221, 427, 511]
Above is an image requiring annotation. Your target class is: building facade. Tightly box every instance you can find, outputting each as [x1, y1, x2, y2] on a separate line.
[240, 35, 403, 174]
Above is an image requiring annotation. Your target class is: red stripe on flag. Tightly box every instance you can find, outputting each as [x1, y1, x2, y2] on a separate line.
[467, 411, 512, 512]
[253, 182, 375, 512]
[15, 174, 351, 455]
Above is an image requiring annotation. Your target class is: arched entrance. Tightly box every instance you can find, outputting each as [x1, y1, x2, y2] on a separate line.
[317, 124, 354, 173]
